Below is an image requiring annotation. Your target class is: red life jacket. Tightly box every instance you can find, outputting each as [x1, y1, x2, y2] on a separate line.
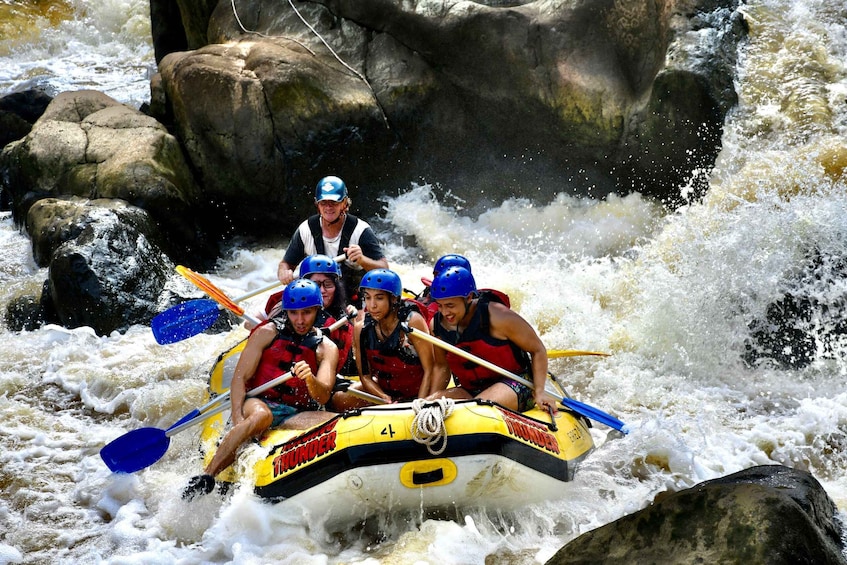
[317, 309, 354, 373]
[425, 300, 439, 322]
[432, 290, 528, 394]
[359, 302, 425, 401]
[264, 293, 351, 373]
[404, 294, 437, 325]
[263, 290, 284, 318]
[247, 319, 323, 409]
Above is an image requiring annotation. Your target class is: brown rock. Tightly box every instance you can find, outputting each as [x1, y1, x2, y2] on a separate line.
[547, 465, 846, 565]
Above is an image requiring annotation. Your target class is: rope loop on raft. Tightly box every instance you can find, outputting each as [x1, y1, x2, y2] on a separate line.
[410, 397, 455, 455]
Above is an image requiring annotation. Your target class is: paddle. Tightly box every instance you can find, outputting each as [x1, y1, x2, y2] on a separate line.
[100, 370, 293, 473]
[403, 325, 629, 433]
[176, 265, 245, 315]
[177, 253, 347, 316]
[155, 254, 350, 345]
[342, 386, 388, 405]
[104, 314, 355, 473]
[152, 279, 285, 344]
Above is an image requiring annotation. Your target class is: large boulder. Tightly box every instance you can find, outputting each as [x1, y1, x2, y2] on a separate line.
[0, 90, 52, 152]
[0, 90, 211, 262]
[156, 38, 387, 230]
[6, 195, 231, 336]
[149, 0, 745, 234]
[547, 465, 846, 565]
[17, 197, 174, 335]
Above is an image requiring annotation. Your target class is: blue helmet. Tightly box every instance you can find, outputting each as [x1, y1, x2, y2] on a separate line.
[433, 254, 471, 276]
[283, 279, 323, 310]
[315, 176, 348, 202]
[300, 254, 341, 277]
[360, 268, 403, 297]
[430, 266, 476, 300]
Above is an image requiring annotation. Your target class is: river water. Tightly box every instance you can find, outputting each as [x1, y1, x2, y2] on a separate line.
[1, 0, 846, 563]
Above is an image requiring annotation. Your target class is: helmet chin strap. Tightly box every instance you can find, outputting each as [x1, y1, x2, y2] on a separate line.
[450, 297, 472, 332]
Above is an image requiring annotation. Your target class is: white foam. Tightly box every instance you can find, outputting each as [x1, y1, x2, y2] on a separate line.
[1, 0, 847, 561]
[0, 0, 154, 106]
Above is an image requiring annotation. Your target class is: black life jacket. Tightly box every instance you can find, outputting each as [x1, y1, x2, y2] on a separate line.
[308, 213, 365, 302]
[359, 301, 426, 400]
[432, 290, 529, 394]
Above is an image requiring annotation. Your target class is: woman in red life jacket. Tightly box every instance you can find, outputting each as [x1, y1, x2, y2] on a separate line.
[331, 269, 435, 409]
[261, 254, 355, 374]
[426, 266, 557, 414]
[359, 269, 435, 403]
[183, 278, 339, 500]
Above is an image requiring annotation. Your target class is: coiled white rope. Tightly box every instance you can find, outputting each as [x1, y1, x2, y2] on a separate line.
[410, 397, 455, 455]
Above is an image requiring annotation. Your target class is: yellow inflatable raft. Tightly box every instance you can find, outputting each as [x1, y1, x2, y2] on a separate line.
[200, 339, 596, 525]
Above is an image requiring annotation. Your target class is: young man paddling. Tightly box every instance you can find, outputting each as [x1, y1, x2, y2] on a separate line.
[262, 254, 356, 374]
[183, 278, 339, 499]
[426, 266, 558, 414]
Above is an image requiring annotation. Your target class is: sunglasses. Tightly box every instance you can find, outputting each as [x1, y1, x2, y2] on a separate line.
[310, 278, 336, 289]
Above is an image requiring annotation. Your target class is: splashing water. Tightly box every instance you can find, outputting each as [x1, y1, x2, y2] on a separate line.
[0, 0, 155, 107]
[1, 0, 847, 563]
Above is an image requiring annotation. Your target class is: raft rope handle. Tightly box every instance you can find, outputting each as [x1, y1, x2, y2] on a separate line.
[410, 397, 455, 456]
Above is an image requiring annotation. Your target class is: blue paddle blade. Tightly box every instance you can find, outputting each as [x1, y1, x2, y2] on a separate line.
[561, 398, 629, 434]
[100, 427, 171, 473]
[151, 299, 221, 345]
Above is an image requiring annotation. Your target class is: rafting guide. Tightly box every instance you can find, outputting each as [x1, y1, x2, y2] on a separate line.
[277, 176, 388, 307]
